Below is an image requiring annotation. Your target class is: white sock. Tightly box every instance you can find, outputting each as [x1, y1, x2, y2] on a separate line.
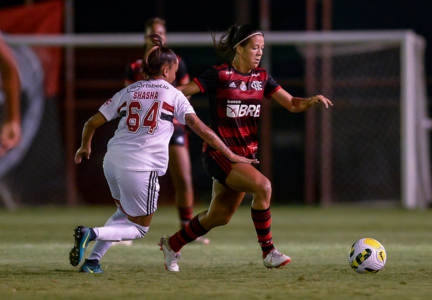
[87, 207, 128, 261]
[94, 219, 149, 242]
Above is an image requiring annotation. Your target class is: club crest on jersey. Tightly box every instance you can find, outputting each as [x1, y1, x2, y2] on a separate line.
[127, 81, 142, 93]
[227, 104, 261, 118]
[251, 81, 263, 91]
[240, 81, 247, 91]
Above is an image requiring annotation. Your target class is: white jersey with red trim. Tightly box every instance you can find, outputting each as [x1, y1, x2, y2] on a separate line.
[99, 79, 195, 175]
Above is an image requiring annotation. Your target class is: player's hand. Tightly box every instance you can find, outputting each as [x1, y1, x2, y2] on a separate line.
[0, 120, 21, 157]
[229, 154, 259, 165]
[309, 95, 333, 108]
[75, 147, 91, 164]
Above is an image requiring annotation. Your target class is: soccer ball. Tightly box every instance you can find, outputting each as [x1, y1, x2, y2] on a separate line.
[348, 238, 386, 274]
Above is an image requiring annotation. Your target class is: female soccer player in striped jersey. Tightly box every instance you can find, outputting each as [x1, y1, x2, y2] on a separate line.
[69, 34, 257, 273]
[159, 24, 332, 272]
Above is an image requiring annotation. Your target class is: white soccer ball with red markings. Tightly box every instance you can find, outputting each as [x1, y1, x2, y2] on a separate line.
[348, 238, 386, 274]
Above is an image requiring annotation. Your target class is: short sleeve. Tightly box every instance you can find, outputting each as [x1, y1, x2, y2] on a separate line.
[264, 74, 282, 99]
[193, 67, 219, 94]
[99, 92, 124, 121]
[176, 56, 189, 82]
[172, 91, 195, 125]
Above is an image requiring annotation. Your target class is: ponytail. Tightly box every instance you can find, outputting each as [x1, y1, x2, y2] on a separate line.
[142, 33, 177, 78]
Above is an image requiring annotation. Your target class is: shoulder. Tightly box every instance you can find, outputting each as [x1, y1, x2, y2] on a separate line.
[253, 67, 268, 75]
[251, 67, 270, 80]
[124, 80, 145, 94]
[215, 63, 231, 71]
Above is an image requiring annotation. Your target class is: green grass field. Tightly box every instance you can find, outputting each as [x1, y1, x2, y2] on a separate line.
[1, 205, 432, 300]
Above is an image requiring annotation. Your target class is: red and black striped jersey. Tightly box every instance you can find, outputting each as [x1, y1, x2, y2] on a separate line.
[194, 63, 281, 159]
[125, 55, 189, 88]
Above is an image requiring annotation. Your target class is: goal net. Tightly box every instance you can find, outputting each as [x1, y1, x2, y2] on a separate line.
[2, 31, 430, 209]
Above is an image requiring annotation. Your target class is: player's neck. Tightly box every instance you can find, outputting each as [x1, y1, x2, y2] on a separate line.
[232, 59, 252, 74]
[149, 75, 165, 81]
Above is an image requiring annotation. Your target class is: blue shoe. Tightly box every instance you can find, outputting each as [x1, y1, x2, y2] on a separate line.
[69, 226, 92, 266]
[79, 260, 104, 273]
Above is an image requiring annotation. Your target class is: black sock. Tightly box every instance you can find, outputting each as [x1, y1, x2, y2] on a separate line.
[89, 228, 97, 241]
[85, 259, 99, 266]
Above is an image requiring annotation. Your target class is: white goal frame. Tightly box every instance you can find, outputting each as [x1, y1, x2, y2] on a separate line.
[4, 30, 430, 209]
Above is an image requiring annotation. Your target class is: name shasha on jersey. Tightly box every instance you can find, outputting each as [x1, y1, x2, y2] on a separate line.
[133, 91, 159, 100]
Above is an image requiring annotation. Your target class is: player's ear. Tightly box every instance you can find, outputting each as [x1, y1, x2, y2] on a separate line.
[162, 64, 169, 78]
[234, 45, 241, 56]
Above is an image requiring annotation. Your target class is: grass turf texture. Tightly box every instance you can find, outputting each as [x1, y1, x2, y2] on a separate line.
[1, 205, 432, 300]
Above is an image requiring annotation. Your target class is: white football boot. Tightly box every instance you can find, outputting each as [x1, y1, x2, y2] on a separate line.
[263, 248, 291, 269]
[159, 236, 181, 272]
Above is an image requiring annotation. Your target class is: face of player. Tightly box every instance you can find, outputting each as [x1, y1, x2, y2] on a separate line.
[162, 60, 178, 84]
[240, 35, 265, 70]
[146, 23, 167, 45]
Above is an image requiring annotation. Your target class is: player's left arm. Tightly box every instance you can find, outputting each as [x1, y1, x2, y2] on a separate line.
[177, 75, 190, 100]
[75, 112, 107, 164]
[271, 88, 333, 113]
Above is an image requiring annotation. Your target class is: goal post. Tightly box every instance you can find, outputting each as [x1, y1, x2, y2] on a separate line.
[3, 30, 430, 209]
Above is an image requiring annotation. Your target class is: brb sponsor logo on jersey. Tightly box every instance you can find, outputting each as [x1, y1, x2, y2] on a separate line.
[226, 100, 261, 118]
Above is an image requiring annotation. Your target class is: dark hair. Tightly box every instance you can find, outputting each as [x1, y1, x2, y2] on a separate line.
[142, 34, 177, 78]
[212, 24, 263, 61]
[144, 17, 166, 32]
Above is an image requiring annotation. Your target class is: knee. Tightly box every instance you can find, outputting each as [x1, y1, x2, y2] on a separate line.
[127, 220, 149, 239]
[255, 178, 272, 200]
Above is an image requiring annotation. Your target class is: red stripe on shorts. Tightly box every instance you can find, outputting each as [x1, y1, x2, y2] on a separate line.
[211, 151, 232, 174]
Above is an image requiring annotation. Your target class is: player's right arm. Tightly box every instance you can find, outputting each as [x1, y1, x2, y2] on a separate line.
[75, 112, 107, 164]
[176, 81, 201, 97]
[0, 34, 21, 157]
[185, 113, 258, 165]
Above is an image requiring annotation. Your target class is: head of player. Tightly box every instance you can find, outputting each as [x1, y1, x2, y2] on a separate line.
[144, 18, 167, 52]
[142, 33, 178, 84]
[212, 24, 264, 73]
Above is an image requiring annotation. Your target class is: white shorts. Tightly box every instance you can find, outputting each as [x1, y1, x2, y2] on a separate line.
[103, 158, 160, 217]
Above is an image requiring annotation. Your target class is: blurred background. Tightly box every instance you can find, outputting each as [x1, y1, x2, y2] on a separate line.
[1, 0, 431, 209]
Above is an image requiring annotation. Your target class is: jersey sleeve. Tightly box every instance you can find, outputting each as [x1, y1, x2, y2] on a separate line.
[176, 56, 189, 82]
[193, 67, 219, 94]
[172, 91, 195, 125]
[99, 92, 124, 121]
[264, 74, 282, 99]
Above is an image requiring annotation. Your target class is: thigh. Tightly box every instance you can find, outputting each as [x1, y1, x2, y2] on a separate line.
[225, 163, 270, 195]
[103, 158, 121, 200]
[168, 144, 192, 185]
[168, 123, 187, 146]
[115, 169, 160, 217]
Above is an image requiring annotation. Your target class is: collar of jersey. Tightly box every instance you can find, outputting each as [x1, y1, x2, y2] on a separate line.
[229, 64, 255, 77]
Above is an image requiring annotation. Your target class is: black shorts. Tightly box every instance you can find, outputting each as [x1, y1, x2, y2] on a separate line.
[202, 150, 233, 188]
[169, 123, 188, 146]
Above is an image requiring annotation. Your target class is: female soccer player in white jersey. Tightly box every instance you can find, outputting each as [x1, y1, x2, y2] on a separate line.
[158, 24, 332, 272]
[125, 18, 204, 239]
[69, 34, 257, 273]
